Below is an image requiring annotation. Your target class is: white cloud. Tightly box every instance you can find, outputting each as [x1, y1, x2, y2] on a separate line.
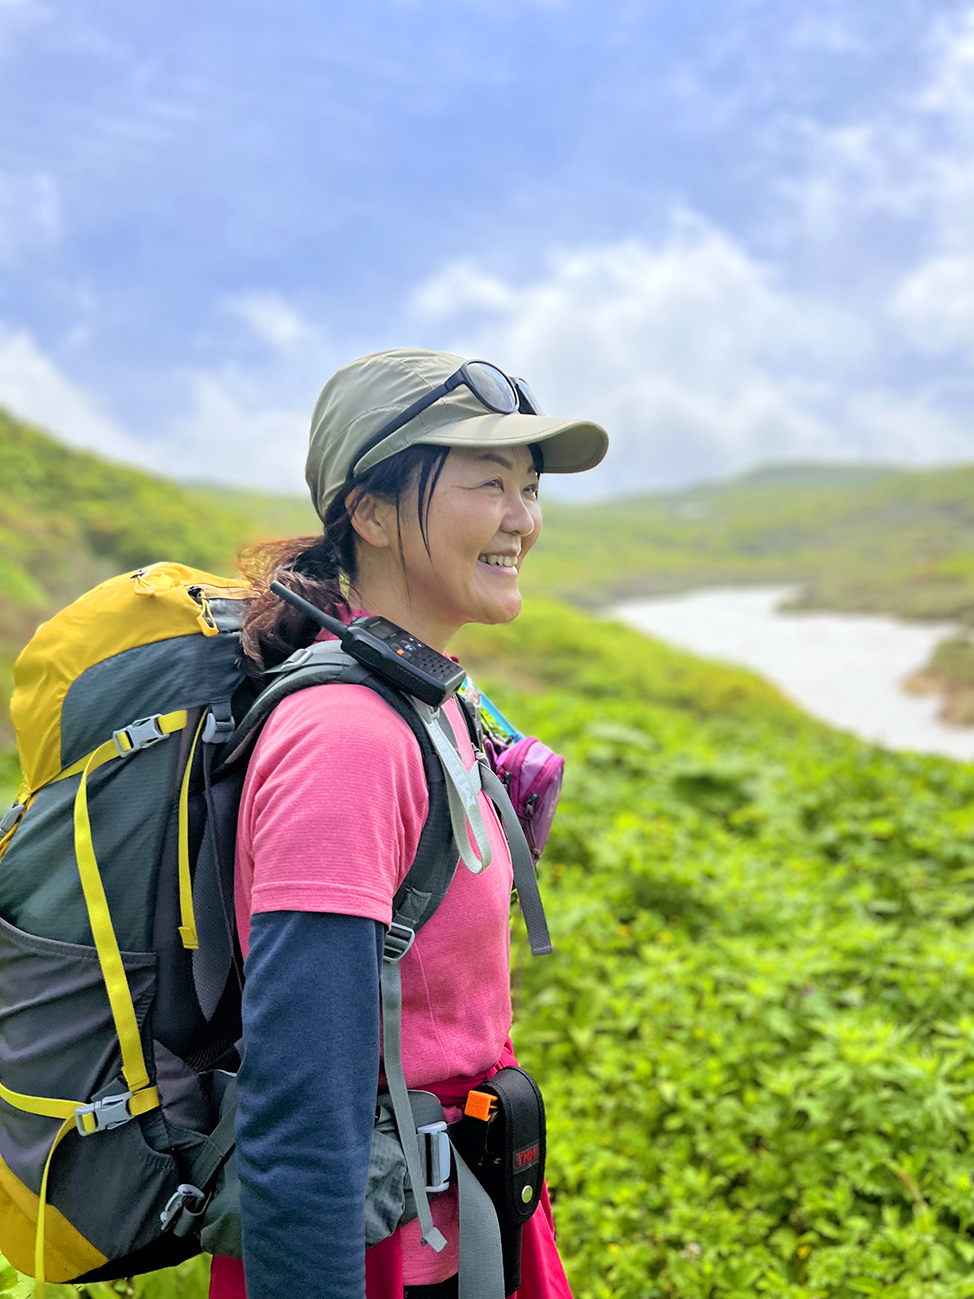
[164, 293, 346, 490]
[226, 291, 315, 352]
[410, 218, 921, 496]
[0, 327, 145, 464]
[165, 369, 312, 490]
[892, 253, 974, 354]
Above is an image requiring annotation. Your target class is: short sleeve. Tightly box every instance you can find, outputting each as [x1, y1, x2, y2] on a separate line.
[235, 683, 430, 943]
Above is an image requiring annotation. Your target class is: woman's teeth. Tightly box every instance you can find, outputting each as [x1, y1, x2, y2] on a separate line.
[478, 554, 517, 569]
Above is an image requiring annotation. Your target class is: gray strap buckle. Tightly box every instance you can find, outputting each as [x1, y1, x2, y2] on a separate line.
[202, 700, 235, 744]
[418, 1120, 451, 1193]
[382, 921, 416, 964]
[0, 803, 26, 836]
[75, 1091, 135, 1135]
[160, 1183, 207, 1231]
[113, 714, 166, 755]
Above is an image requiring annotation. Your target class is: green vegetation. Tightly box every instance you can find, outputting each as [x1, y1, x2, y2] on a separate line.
[8, 418, 974, 1294]
[522, 462, 974, 621]
[0, 410, 302, 744]
[0, 1255, 209, 1298]
[454, 602, 974, 1298]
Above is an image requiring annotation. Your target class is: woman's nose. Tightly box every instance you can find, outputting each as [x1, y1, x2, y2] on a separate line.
[503, 493, 538, 536]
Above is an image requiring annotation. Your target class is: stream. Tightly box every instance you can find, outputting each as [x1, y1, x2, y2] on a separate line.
[614, 586, 974, 761]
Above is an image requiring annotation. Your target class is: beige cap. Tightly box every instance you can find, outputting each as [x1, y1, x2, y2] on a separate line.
[305, 347, 609, 521]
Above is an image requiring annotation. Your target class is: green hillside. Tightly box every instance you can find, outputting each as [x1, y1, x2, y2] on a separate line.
[458, 604, 974, 1298]
[7, 604, 974, 1296]
[6, 420, 974, 1295]
[0, 410, 307, 745]
[524, 461, 974, 620]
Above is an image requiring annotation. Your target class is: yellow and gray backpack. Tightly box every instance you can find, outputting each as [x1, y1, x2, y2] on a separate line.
[0, 562, 551, 1298]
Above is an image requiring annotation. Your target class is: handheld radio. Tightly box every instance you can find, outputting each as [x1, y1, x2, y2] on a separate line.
[269, 581, 466, 708]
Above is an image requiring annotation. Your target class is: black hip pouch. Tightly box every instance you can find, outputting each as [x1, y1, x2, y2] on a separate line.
[452, 1066, 546, 1296]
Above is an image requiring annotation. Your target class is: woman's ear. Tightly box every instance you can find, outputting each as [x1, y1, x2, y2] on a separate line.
[347, 490, 394, 550]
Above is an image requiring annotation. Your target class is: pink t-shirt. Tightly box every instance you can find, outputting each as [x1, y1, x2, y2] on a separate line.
[235, 665, 514, 1284]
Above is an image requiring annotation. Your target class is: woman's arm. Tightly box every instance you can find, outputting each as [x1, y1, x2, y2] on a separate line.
[236, 910, 384, 1299]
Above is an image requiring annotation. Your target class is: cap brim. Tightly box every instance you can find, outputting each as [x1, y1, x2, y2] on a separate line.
[356, 411, 609, 477]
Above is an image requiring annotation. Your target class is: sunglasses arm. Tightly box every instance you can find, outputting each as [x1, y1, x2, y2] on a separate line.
[352, 380, 451, 476]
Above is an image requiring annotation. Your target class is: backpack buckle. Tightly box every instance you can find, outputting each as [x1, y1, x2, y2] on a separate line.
[75, 1091, 135, 1135]
[0, 803, 26, 836]
[113, 715, 166, 755]
[160, 1183, 207, 1231]
[383, 921, 416, 963]
[202, 700, 235, 744]
[417, 1120, 451, 1193]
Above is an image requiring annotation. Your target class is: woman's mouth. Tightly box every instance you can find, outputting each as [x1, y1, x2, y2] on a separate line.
[477, 552, 519, 576]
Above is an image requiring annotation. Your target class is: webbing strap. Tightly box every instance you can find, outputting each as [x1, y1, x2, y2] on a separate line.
[411, 703, 492, 875]
[46, 709, 188, 787]
[451, 1144, 506, 1299]
[380, 955, 446, 1253]
[0, 1081, 159, 1298]
[74, 744, 154, 1094]
[177, 714, 207, 950]
[0, 1083, 77, 1123]
[477, 764, 553, 957]
[71, 708, 187, 1094]
[33, 1114, 75, 1299]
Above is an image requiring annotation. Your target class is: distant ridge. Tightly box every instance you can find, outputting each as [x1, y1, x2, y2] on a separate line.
[722, 462, 904, 491]
[5, 403, 974, 738]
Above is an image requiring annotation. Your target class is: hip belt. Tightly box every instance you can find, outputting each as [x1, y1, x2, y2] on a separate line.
[371, 1066, 546, 1299]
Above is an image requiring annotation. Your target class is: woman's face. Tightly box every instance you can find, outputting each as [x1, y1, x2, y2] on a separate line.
[352, 444, 542, 645]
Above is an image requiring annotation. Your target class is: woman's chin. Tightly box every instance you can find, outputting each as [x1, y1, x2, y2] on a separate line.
[465, 585, 522, 626]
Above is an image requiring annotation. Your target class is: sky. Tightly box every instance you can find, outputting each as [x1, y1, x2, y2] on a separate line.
[2, 0, 974, 499]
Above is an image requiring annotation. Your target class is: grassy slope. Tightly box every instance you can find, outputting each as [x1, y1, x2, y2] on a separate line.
[455, 604, 974, 1299]
[4, 414, 974, 1292]
[0, 411, 307, 746]
[22, 606, 974, 1299]
[521, 462, 974, 621]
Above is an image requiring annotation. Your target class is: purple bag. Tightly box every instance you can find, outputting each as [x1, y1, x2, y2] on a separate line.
[485, 734, 565, 863]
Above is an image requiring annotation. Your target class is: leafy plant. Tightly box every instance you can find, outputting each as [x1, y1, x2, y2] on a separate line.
[455, 609, 974, 1298]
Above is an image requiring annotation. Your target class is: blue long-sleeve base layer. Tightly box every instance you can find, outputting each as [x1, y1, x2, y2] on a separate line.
[236, 910, 384, 1299]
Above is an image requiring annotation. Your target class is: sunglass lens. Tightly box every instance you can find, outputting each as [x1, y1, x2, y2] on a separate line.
[465, 362, 519, 413]
[512, 377, 545, 416]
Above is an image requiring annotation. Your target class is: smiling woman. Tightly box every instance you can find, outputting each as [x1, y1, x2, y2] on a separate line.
[215, 349, 607, 1299]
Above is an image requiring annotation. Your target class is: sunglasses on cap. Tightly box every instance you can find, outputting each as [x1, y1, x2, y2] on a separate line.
[352, 360, 544, 478]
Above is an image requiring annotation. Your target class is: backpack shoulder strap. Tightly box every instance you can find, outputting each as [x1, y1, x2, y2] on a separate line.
[217, 643, 458, 938]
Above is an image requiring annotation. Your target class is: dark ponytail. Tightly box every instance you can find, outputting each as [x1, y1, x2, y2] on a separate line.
[239, 443, 452, 676]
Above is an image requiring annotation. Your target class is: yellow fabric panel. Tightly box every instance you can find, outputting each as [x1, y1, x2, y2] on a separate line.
[11, 563, 251, 793]
[0, 1150, 107, 1282]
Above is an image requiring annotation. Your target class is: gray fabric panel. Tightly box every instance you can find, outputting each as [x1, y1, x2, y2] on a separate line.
[60, 631, 242, 771]
[0, 915, 182, 1263]
[153, 1041, 210, 1134]
[52, 1116, 181, 1262]
[0, 737, 181, 951]
[0, 913, 157, 1192]
[364, 1128, 407, 1247]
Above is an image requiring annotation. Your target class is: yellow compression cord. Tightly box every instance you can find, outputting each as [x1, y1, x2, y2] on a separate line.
[177, 713, 206, 950]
